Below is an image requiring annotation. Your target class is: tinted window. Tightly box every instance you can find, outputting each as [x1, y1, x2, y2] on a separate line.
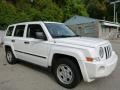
[27, 24, 45, 39]
[14, 25, 25, 37]
[6, 26, 14, 36]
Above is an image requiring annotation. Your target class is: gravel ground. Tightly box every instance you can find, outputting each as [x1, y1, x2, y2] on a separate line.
[0, 40, 120, 90]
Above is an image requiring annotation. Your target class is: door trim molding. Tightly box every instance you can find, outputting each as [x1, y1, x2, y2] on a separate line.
[14, 50, 47, 59]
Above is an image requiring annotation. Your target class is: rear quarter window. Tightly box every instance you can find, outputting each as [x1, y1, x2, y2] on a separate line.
[6, 26, 14, 36]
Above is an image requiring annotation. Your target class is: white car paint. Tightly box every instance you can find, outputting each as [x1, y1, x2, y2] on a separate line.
[4, 21, 118, 82]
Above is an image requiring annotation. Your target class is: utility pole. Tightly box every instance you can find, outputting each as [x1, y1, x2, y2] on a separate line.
[116, 12, 118, 23]
[110, 0, 120, 22]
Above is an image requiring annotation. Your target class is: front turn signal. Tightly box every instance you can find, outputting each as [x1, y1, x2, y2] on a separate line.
[86, 57, 93, 62]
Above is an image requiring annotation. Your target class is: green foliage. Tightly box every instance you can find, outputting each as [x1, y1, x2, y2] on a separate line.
[0, 2, 16, 29]
[84, 0, 120, 22]
[0, 0, 119, 30]
[53, 0, 88, 21]
[33, 0, 63, 21]
[0, 0, 88, 30]
[86, 0, 108, 19]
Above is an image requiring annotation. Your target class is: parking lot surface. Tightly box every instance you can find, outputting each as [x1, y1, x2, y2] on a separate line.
[0, 40, 120, 90]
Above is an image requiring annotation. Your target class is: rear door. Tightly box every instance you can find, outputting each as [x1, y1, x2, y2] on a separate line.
[5, 26, 15, 45]
[12, 24, 27, 59]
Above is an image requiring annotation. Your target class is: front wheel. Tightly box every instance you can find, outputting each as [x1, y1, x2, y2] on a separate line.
[54, 58, 82, 88]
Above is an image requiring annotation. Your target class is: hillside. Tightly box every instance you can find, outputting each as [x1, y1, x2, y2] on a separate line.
[0, 0, 119, 30]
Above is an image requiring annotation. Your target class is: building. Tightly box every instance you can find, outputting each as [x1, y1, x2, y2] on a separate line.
[65, 15, 119, 39]
[99, 20, 119, 39]
[118, 24, 120, 37]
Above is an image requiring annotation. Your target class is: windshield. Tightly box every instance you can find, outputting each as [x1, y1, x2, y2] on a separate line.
[45, 23, 78, 38]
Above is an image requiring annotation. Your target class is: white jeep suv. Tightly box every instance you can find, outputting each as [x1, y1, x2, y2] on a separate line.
[4, 21, 118, 88]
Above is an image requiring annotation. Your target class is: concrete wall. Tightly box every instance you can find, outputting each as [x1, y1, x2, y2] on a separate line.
[67, 21, 118, 40]
[0, 31, 5, 44]
[67, 22, 99, 38]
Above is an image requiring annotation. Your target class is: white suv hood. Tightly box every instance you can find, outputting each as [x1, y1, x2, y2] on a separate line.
[54, 37, 109, 48]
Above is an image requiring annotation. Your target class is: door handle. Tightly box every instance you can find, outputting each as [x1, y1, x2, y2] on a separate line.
[24, 41, 30, 44]
[11, 40, 15, 42]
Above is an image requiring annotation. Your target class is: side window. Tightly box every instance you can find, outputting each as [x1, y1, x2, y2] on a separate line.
[14, 25, 25, 37]
[6, 26, 14, 36]
[27, 24, 45, 39]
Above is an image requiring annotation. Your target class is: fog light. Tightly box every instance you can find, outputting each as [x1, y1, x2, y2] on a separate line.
[98, 66, 105, 73]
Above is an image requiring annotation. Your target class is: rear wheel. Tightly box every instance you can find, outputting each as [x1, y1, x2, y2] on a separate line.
[53, 57, 82, 88]
[6, 48, 17, 64]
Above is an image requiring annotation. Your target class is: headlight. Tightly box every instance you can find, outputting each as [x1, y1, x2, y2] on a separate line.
[99, 47, 104, 58]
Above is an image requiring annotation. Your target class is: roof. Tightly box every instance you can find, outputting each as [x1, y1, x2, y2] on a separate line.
[99, 20, 119, 27]
[9, 21, 62, 26]
[64, 15, 120, 27]
[64, 15, 97, 25]
[102, 22, 119, 27]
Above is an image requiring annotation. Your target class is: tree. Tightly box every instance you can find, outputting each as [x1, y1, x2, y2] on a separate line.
[0, 1, 16, 29]
[14, 0, 63, 21]
[33, 0, 63, 21]
[0, 0, 89, 29]
[84, 0, 120, 22]
[53, 0, 88, 21]
[86, 0, 108, 19]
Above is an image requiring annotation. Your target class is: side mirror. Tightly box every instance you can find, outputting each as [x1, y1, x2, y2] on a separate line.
[35, 32, 47, 40]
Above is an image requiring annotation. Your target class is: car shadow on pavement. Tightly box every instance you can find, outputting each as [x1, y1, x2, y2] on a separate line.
[17, 60, 56, 81]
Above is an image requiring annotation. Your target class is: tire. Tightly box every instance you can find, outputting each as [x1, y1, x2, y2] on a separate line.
[6, 48, 17, 64]
[53, 57, 82, 88]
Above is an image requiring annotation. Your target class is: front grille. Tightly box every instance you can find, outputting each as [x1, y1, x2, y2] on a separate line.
[104, 46, 112, 59]
[99, 47, 104, 58]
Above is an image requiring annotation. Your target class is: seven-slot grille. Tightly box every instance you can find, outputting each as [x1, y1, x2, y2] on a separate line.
[104, 45, 112, 59]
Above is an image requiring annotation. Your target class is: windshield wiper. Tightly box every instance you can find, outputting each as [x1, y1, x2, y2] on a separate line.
[53, 35, 70, 38]
[53, 35, 80, 38]
[72, 35, 81, 37]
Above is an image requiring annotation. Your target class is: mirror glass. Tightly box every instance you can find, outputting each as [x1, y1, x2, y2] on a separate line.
[35, 32, 45, 39]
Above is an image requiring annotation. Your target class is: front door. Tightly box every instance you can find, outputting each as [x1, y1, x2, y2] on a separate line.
[19, 24, 50, 67]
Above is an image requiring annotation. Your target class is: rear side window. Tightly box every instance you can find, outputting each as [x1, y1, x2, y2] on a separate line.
[14, 25, 25, 37]
[6, 26, 14, 36]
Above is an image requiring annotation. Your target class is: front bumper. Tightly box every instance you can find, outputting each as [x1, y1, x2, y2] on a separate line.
[81, 51, 118, 82]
